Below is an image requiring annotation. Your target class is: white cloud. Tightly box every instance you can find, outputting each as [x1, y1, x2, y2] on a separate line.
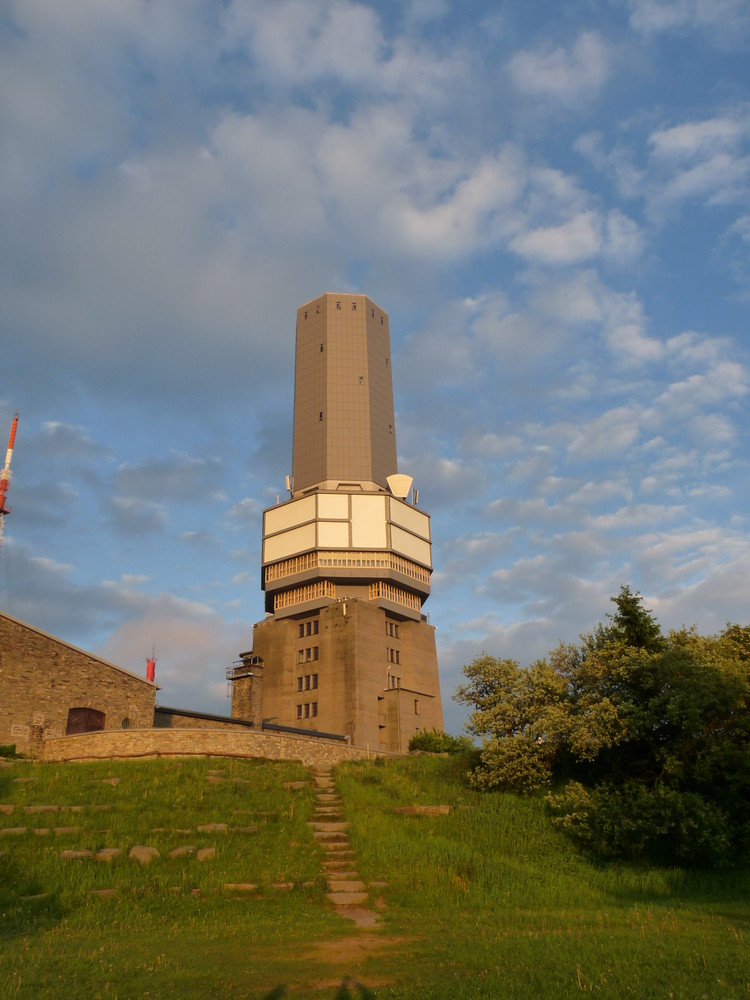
[604, 210, 646, 266]
[649, 117, 748, 161]
[647, 114, 750, 214]
[630, 0, 750, 38]
[394, 150, 525, 256]
[568, 406, 641, 458]
[510, 211, 602, 265]
[656, 360, 749, 414]
[507, 31, 612, 108]
[224, 0, 465, 103]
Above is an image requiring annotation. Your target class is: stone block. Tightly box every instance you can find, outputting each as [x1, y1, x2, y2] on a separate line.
[129, 845, 159, 864]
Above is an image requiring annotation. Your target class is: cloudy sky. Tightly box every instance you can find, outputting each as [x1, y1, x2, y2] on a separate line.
[2, 0, 749, 734]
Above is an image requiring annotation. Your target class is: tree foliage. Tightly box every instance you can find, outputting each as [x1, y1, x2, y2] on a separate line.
[455, 587, 750, 866]
[408, 728, 474, 755]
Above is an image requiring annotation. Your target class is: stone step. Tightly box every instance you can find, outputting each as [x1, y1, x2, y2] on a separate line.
[327, 891, 368, 905]
[322, 859, 357, 871]
[309, 821, 349, 832]
[329, 879, 365, 892]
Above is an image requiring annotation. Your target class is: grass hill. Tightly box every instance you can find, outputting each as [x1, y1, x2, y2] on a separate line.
[1, 752, 748, 998]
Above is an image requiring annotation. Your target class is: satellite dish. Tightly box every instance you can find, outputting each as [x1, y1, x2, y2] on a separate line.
[387, 473, 413, 499]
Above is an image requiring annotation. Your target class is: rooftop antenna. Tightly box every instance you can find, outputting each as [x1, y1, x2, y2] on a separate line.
[0, 413, 18, 557]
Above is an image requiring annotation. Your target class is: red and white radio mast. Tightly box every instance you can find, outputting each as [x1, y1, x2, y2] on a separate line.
[0, 413, 18, 555]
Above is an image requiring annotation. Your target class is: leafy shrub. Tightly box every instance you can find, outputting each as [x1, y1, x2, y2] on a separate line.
[456, 588, 750, 867]
[408, 728, 474, 755]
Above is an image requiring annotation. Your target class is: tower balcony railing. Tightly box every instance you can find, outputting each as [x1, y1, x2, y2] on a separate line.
[369, 582, 422, 612]
[265, 550, 430, 585]
[273, 580, 337, 611]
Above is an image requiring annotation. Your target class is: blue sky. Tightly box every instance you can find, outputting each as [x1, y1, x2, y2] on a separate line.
[1, 0, 749, 734]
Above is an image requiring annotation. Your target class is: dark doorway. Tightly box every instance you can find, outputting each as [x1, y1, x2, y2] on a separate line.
[66, 707, 106, 735]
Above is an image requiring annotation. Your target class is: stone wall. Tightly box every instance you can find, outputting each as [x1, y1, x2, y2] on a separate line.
[0, 611, 156, 757]
[41, 726, 387, 767]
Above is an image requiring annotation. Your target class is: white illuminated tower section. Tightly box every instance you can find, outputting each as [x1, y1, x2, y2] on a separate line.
[231, 293, 443, 752]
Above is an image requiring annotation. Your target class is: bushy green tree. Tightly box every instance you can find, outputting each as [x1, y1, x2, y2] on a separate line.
[408, 728, 474, 754]
[455, 588, 750, 866]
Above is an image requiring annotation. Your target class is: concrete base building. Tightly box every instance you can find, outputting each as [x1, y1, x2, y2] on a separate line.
[230, 293, 443, 752]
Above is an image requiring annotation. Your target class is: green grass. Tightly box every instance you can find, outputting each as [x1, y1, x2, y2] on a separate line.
[1, 753, 748, 998]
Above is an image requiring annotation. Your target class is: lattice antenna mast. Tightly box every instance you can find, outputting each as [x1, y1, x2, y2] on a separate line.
[0, 413, 18, 555]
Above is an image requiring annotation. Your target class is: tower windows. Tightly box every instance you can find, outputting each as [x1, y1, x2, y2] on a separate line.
[387, 647, 400, 664]
[386, 621, 400, 638]
[296, 701, 318, 719]
[298, 620, 319, 638]
[297, 646, 319, 664]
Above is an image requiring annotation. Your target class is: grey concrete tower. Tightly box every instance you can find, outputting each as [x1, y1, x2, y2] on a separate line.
[292, 293, 398, 494]
[231, 292, 443, 753]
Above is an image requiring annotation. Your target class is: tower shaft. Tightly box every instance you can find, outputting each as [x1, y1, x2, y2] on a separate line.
[292, 293, 397, 494]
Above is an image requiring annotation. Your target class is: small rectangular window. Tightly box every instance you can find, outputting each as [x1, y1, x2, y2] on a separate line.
[298, 650, 304, 664]
[298, 624, 305, 638]
[312, 674, 318, 689]
[414, 700, 419, 715]
[311, 702, 318, 717]
[297, 677, 303, 692]
[296, 704, 303, 720]
[304, 703, 311, 718]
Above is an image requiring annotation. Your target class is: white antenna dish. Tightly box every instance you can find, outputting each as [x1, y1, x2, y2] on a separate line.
[387, 473, 413, 499]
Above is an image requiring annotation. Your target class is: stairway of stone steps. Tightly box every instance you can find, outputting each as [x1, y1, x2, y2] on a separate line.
[309, 765, 382, 928]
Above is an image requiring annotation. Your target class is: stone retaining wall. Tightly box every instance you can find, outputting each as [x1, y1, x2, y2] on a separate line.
[41, 727, 389, 767]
